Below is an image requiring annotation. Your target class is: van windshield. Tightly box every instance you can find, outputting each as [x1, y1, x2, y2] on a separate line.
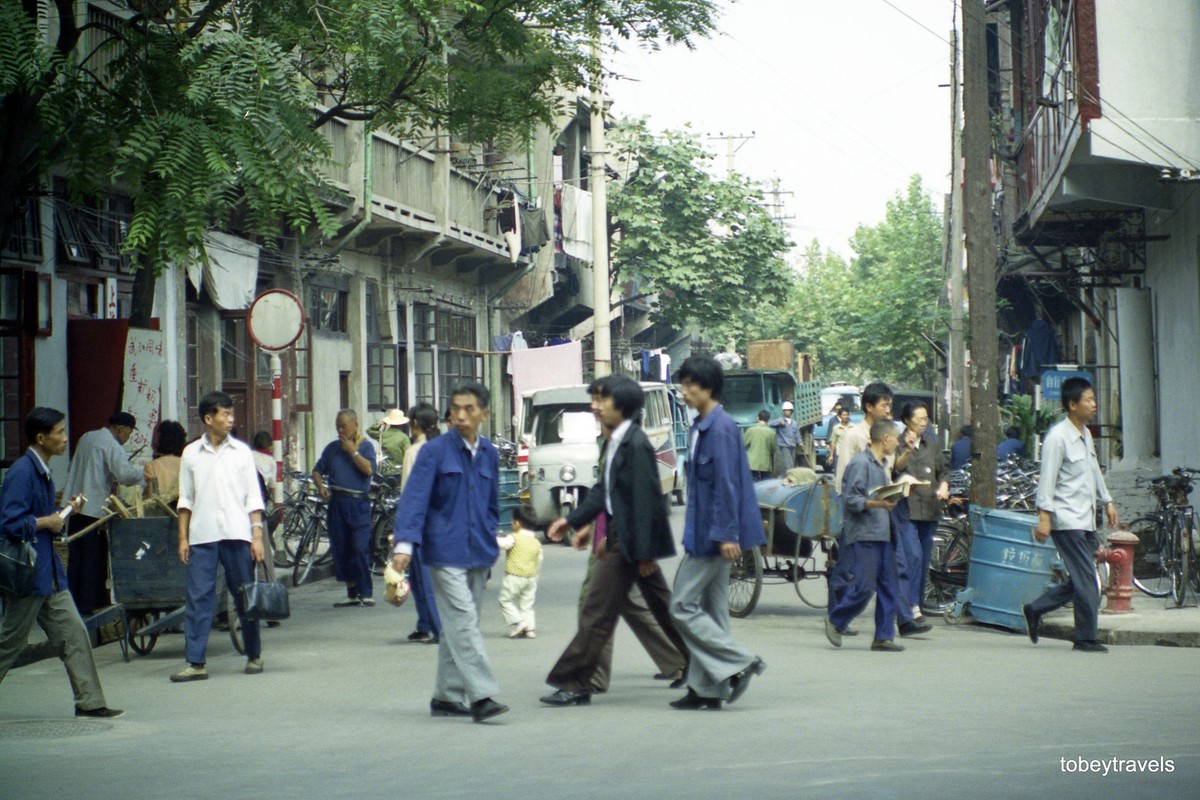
[533, 404, 598, 445]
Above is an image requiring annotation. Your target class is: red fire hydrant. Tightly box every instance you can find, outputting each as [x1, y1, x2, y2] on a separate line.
[1095, 528, 1139, 614]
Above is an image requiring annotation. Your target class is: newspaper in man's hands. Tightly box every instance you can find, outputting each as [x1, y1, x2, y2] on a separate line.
[869, 474, 930, 502]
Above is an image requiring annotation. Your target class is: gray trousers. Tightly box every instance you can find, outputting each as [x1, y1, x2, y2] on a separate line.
[1029, 529, 1101, 642]
[429, 567, 500, 705]
[670, 555, 757, 700]
[580, 552, 687, 692]
[0, 590, 108, 711]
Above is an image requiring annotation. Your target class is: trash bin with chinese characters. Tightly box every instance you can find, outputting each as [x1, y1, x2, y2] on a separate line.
[950, 506, 1060, 631]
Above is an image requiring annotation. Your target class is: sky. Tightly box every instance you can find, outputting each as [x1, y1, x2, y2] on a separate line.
[606, 0, 959, 258]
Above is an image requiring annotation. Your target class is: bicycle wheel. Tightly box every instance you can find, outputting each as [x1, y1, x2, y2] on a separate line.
[1129, 515, 1171, 597]
[279, 502, 311, 565]
[293, 519, 322, 586]
[311, 516, 334, 566]
[370, 512, 393, 576]
[728, 546, 763, 618]
[1186, 512, 1200, 594]
[922, 523, 970, 616]
[1169, 514, 1188, 607]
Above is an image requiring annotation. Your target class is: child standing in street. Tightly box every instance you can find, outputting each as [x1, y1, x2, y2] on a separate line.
[497, 506, 543, 639]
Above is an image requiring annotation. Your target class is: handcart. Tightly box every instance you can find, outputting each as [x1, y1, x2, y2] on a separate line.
[108, 517, 244, 661]
[729, 473, 843, 617]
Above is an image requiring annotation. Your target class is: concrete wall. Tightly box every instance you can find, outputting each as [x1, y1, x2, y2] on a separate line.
[1092, 1, 1200, 167]
[1145, 189, 1200, 471]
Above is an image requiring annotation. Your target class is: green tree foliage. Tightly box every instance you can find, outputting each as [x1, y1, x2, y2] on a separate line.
[740, 175, 945, 387]
[0, 0, 719, 297]
[609, 120, 793, 335]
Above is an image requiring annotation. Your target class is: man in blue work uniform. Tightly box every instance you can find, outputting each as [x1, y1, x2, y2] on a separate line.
[825, 419, 905, 652]
[0, 407, 122, 718]
[313, 410, 376, 607]
[771, 400, 802, 475]
[670, 356, 767, 709]
[392, 383, 507, 723]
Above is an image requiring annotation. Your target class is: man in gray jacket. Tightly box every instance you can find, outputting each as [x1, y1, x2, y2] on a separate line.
[63, 412, 145, 615]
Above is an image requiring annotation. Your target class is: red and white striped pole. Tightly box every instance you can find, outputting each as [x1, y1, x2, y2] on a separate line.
[271, 353, 284, 504]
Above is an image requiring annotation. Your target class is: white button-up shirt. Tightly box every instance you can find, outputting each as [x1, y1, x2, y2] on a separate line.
[178, 433, 264, 545]
[605, 419, 633, 515]
[1036, 418, 1112, 531]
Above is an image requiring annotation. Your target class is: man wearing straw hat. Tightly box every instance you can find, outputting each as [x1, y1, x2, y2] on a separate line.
[368, 408, 411, 479]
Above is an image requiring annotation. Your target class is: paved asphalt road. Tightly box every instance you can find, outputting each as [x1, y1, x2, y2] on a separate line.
[2, 506, 1197, 799]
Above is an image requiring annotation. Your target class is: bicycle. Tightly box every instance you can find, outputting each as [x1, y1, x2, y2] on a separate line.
[368, 473, 401, 576]
[291, 495, 332, 585]
[1128, 468, 1199, 605]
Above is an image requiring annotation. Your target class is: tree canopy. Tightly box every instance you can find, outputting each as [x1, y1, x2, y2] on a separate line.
[608, 119, 794, 336]
[0, 0, 720, 278]
[737, 175, 946, 387]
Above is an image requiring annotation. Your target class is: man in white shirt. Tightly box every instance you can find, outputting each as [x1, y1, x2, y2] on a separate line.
[171, 391, 266, 682]
[1023, 377, 1117, 653]
[63, 411, 145, 616]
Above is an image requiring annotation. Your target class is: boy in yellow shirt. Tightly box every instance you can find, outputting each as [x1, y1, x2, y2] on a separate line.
[496, 505, 543, 639]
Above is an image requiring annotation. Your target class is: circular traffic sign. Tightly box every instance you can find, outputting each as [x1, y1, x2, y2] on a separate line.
[248, 289, 306, 351]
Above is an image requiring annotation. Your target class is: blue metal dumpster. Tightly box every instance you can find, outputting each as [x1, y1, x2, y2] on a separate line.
[951, 506, 1059, 631]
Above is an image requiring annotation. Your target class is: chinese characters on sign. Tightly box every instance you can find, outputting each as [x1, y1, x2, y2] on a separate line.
[121, 329, 166, 460]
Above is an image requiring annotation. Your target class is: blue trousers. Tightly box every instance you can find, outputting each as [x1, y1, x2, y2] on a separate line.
[828, 533, 854, 608]
[184, 540, 261, 664]
[828, 540, 899, 641]
[892, 501, 920, 621]
[1028, 530, 1101, 642]
[408, 547, 442, 635]
[912, 519, 939, 609]
[328, 496, 373, 599]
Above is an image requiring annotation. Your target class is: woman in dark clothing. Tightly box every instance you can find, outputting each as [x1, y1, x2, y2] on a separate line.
[893, 402, 951, 620]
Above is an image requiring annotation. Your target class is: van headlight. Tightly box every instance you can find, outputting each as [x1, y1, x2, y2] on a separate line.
[560, 465, 576, 482]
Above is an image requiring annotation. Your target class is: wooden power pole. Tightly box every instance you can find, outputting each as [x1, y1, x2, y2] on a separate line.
[947, 28, 967, 440]
[963, 0, 998, 506]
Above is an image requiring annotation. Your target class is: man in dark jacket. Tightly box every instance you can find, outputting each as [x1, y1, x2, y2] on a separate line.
[669, 356, 767, 710]
[392, 383, 507, 723]
[542, 376, 688, 707]
[0, 408, 122, 718]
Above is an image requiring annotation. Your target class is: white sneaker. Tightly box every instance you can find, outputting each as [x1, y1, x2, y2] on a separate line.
[509, 623, 526, 639]
[522, 629, 536, 639]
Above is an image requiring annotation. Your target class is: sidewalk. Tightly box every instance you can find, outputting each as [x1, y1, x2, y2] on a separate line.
[1039, 595, 1200, 648]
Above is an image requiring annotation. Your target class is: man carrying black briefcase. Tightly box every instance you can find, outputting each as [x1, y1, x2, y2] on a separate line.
[0, 407, 123, 719]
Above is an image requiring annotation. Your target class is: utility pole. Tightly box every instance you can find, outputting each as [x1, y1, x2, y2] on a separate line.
[762, 177, 795, 224]
[707, 133, 754, 178]
[589, 33, 611, 378]
[963, 0, 998, 506]
[947, 27, 967, 439]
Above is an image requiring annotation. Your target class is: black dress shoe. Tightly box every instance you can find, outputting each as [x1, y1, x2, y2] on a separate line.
[1022, 604, 1040, 645]
[669, 675, 687, 690]
[430, 699, 471, 717]
[539, 689, 592, 706]
[1072, 640, 1109, 653]
[670, 688, 721, 710]
[470, 697, 510, 722]
[898, 619, 933, 637]
[728, 657, 766, 704]
[75, 706, 124, 719]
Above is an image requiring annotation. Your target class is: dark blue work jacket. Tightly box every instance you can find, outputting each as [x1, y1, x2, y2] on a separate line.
[684, 405, 767, 557]
[393, 430, 500, 570]
[0, 449, 68, 596]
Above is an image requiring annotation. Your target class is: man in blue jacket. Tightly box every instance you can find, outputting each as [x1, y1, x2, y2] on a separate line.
[0, 407, 122, 718]
[670, 356, 767, 710]
[392, 383, 507, 723]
